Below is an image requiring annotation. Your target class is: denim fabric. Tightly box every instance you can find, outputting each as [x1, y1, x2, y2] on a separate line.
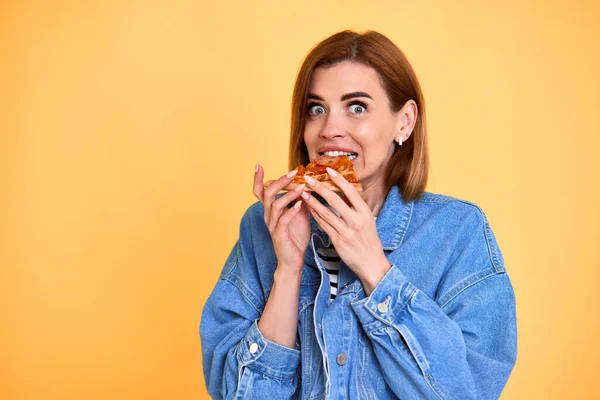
[200, 185, 517, 399]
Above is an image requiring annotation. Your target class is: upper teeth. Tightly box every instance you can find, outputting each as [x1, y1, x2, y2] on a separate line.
[320, 151, 358, 158]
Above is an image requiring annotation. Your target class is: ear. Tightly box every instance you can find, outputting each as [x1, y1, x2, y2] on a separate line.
[395, 100, 418, 137]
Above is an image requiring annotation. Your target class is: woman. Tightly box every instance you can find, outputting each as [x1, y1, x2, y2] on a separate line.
[200, 30, 517, 400]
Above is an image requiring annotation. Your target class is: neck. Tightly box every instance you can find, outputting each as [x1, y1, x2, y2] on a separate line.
[359, 176, 387, 218]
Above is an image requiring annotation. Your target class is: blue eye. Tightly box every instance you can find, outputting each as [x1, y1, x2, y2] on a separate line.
[349, 102, 367, 114]
[306, 101, 367, 116]
[308, 103, 326, 116]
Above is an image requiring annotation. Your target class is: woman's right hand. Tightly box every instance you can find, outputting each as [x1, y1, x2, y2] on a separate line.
[253, 164, 311, 275]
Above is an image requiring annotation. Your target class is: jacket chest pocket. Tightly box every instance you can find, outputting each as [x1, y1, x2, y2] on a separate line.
[298, 283, 326, 400]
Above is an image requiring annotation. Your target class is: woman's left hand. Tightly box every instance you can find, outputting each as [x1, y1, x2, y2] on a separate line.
[301, 167, 391, 296]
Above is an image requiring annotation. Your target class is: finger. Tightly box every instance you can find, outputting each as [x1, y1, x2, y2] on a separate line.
[264, 169, 299, 197]
[263, 169, 299, 226]
[308, 207, 337, 240]
[303, 175, 354, 223]
[301, 191, 345, 234]
[325, 167, 368, 213]
[253, 163, 265, 204]
[267, 185, 306, 233]
[273, 200, 304, 240]
[341, 193, 352, 208]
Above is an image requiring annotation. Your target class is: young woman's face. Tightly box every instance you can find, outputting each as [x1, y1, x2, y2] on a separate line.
[303, 61, 402, 188]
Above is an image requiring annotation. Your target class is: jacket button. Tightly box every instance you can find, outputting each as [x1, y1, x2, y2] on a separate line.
[249, 343, 259, 354]
[336, 353, 348, 365]
[377, 302, 389, 313]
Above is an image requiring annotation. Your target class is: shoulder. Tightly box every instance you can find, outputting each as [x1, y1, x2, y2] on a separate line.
[242, 200, 265, 223]
[416, 190, 489, 220]
[418, 190, 483, 209]
[414, 191, 504, 273]
[236, 200, 271, 245]
[238, 199, 268, 228]
[220, 200, 277, 299]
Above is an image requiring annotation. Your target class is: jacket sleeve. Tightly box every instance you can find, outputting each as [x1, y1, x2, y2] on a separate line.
[200, 206, 301, 399]
[351, 209, 517, 400]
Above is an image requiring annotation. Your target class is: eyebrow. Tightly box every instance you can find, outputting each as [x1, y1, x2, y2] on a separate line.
[307, 92, 373, 101]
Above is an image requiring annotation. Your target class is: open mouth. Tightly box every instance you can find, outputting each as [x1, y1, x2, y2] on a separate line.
[318, 151, 358, 161]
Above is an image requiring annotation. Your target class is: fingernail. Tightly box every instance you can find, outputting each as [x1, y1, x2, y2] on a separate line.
[301, 191, 310, 200]
[326, 167, 337, 178]
[255, 162, 259, 173]
[305, 175, 316, 186]
[295, 183, 306, 191]
[287, 169, 298, 178]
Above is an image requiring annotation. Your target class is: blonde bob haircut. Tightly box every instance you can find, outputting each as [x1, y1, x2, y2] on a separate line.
[288, 30, 429, 203]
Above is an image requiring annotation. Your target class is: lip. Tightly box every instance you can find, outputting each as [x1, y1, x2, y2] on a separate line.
[317, 146, 359, 155]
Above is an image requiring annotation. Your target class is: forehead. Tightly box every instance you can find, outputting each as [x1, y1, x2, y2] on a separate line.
[308, 61, 385, 97]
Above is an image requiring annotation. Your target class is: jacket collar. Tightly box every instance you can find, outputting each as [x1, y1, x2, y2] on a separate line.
[375, 184, 413, 250]
[306, 185, 413, 267]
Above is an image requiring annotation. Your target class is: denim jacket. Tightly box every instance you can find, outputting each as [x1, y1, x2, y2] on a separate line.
[200, 185, 517, 399]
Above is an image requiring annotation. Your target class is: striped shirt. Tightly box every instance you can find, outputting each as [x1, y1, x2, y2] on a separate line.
[315, 240, 342, 300]
[315, 206, 378, 300]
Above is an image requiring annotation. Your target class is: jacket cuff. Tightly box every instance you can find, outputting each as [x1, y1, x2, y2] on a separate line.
[351, 264, 418, 332]
[237, 319, 301, 380]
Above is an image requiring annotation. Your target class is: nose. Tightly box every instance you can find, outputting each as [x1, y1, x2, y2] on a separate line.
[319, 113, 347, 140]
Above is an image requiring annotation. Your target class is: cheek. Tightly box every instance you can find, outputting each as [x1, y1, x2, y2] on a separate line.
[354, 137, 392, 169]
[303, 119, 321, 138]
[303, 126, 320, 157]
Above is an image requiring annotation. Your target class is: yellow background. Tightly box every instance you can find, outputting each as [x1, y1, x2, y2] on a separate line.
[1, 1, 598, 398]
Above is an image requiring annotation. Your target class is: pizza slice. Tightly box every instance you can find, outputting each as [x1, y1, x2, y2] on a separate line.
[264, 155, 363, 192]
